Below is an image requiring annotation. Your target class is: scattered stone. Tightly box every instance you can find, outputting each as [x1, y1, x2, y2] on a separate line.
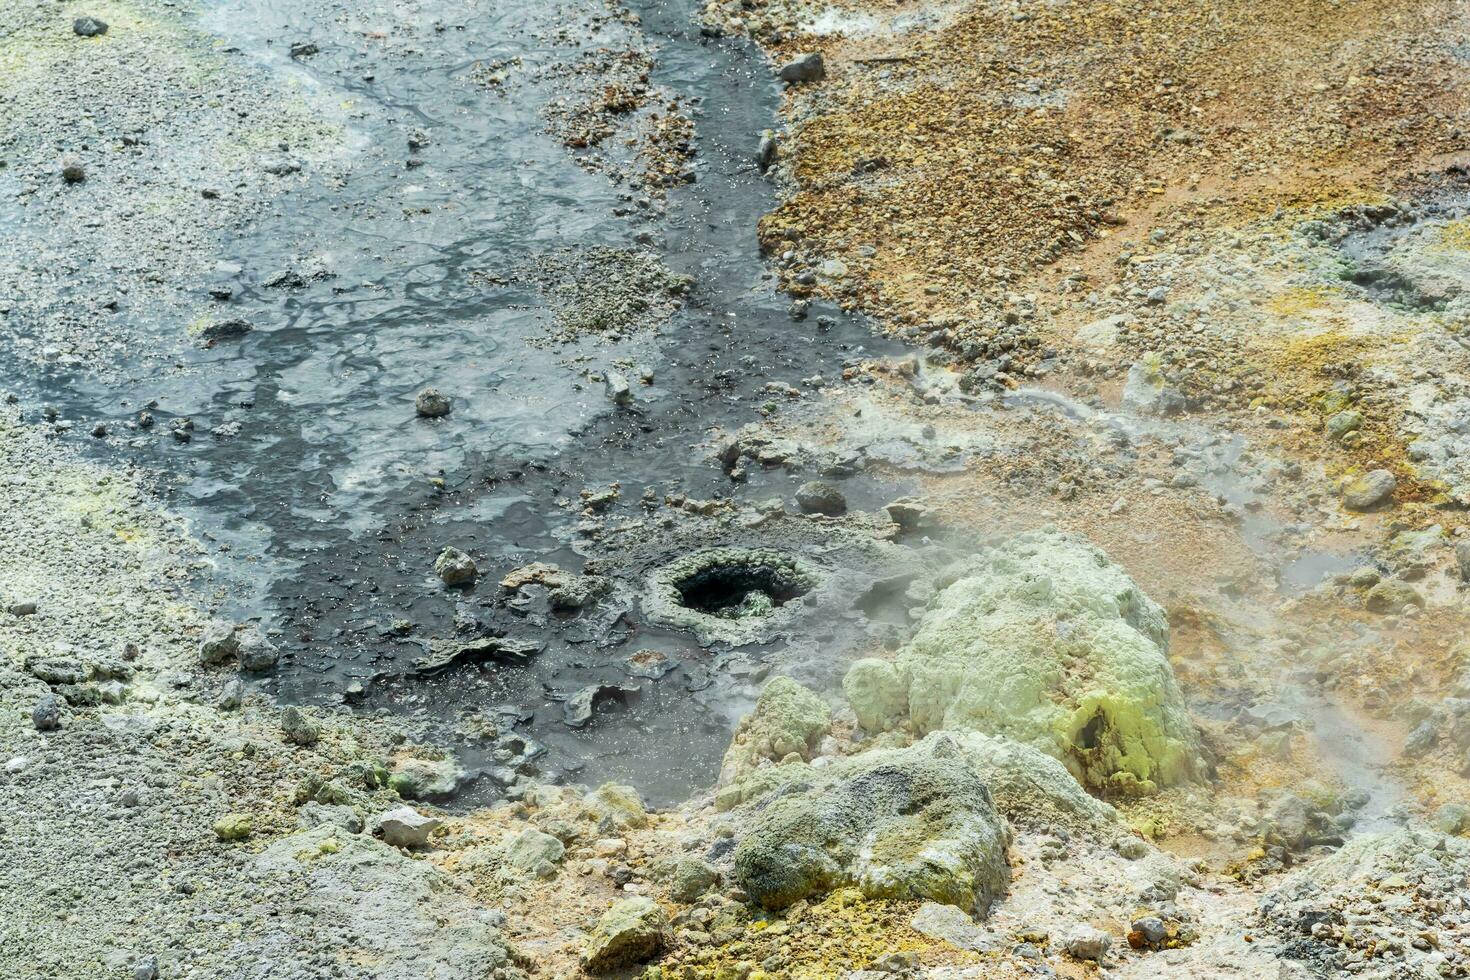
[505, 828, 566, 871]
[623, 649, 677, 680]
[909, 902, 992, 951]
[377, 806, 442, 848]
[1325, 410, 1363, 442]
[8, 599, 37, 616]
[605, 371, 633, 406]
[778, 53, 825, 83]
[581, 897, 669, 974]
[1455, 539, 1470, 583]
[198, 621, 240, 665]
[415, 387, 453, 418]
[131, 955, 159, 980]
[73, 16, 108, 37]
[1063, 925, 1111, 961]
[32, 694, 62, 731]
[563, 683, 629, 728]
[1342, 469, 1397, 511]
[280, 706, 320, 747]
[26, 656, 85, 685]
[197, 318, 254, 346]
[1364, 579, 1424, 614]
[884, 497, 930, 531]
[298, 802, 364, 834]
[434, 546, 477, 586]
[580, 783, 649, 830]
[236, 626, 279, 672]
[795, 480, 846, 516]
[61, 155, 87, 183]
[217, 677, 244, 711]
[289, 42, 319, 59]
[388, 757, 462, 800]
[213, 813, 254, 841]
[668, 857, 719, 902]
[757, 130, 778, 172]
[1130, 915, 1168, 946]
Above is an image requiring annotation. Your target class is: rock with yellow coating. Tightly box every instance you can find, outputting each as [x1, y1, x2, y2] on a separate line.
[579, 782, 648, 831]
[1342, 469, 1397, 511]
[213, 813, 254, 841]
[581, 896, 669, 973]
[732, 740, 1009, 914]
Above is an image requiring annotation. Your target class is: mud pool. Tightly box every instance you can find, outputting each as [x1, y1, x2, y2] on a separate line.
[0, 0, 923, 805]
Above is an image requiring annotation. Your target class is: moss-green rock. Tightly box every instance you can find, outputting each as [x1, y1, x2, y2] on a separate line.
[580, 782, 649, 831]
[1325, 409, 1363, 442]
[213, 813, 254, 841]
[732, 741, 1010, 915]
[505, 828, 565, 871]
[668, 857, 719, 902]
[1364, 579, 1424, 613]
[388, 757, 461, 800]
[718, 676, 830, 787]
[889, 530, 1203, 793]
[843, 658, 909, 733]
[581, 896, 669, 973]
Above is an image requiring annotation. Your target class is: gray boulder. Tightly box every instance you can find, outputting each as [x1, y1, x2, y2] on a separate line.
[1342, 469, 1397, 511]
[435, 547, 477, 586]
[778, 53, 825, 83]
[415, 388, 453, 418]
[198, 622, 239, 665]
[732, 741, 1010, 914]
[32, 694, 62, 731]
[280, 706, 320, 747]
[795, 480, 846, 516]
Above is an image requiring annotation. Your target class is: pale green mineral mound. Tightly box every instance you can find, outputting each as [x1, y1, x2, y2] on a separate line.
[717, 676, 830, 790]
[731, 740, 1010, 914]
[875, 529, 1203, 794]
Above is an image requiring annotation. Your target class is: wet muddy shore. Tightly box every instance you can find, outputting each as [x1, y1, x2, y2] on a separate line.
[7, 0, 1470, 978]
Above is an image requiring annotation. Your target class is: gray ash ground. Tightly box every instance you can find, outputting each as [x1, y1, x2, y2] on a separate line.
[3, 0, 907, 807]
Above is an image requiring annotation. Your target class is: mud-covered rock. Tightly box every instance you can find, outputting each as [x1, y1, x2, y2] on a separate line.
[434, 546, 477, 586]
[732, 741, 1010, 914]
[886, 529, 1203, 793]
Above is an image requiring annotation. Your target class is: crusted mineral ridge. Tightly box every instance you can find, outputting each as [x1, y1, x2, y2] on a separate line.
[879, 528, 1205, 793]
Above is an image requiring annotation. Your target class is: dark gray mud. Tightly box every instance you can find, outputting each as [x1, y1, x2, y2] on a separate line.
[5, 0, 908, 804]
